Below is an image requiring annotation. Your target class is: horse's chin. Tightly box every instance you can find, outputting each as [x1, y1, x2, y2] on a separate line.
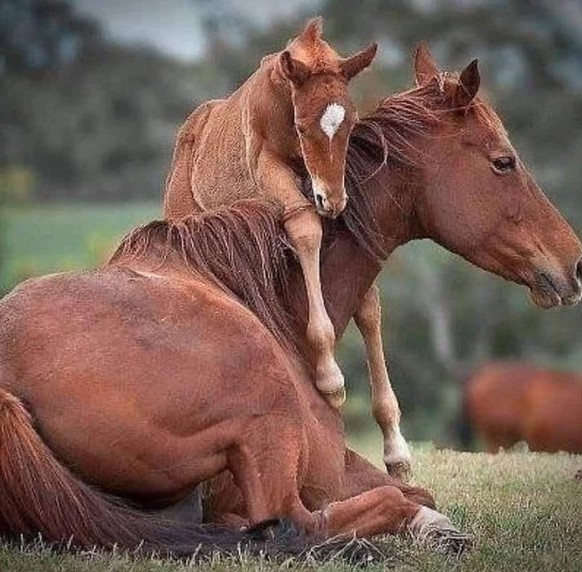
[529, 287, 562, 309]
[528, 270, 582, 309]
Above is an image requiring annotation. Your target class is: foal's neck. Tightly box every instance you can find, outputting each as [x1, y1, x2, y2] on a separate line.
[243, 55, 299, 160]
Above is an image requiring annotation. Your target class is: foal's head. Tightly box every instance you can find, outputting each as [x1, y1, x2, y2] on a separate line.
[411, 45, 582, 308]
[278, 17, 377, 218]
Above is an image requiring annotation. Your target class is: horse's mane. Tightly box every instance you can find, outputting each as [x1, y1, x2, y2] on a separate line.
[111, 77, 505, 353]
[110, 200, 298, 355]
[343, 75, 505, 262]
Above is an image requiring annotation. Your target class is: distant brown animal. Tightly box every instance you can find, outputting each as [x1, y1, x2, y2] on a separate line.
[0, 46, 580, 553]
[165, 17, 378, 408]
[463, 363, 582, 453]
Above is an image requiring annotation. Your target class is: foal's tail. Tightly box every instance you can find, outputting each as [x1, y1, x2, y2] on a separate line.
[0, 387, 307, 558]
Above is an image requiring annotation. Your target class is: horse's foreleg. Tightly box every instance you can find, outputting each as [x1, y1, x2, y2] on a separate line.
[353, 283, 411, 480]
[284, 207, 345, 408]
[318, 485, 469, 549]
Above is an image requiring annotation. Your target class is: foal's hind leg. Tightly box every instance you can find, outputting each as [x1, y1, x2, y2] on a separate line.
[354, 283, 411, 480]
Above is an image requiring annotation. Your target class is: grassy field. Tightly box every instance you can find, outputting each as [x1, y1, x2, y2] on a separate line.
[0, 445, 580, 572]
[0, 202, 159, 291]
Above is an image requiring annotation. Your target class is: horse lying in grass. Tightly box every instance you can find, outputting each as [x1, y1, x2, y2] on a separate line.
[461, 363, 582, 453]
[165, 17, 377, 408]
[0, 49, 580, 555]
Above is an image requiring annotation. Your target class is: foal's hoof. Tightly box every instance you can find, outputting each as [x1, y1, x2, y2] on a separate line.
[322, 387, 346, 409]
[385, 460, 412, 482]
[316, 362, 346, 409]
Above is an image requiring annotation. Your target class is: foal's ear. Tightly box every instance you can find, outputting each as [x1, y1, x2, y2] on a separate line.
[454, 59, 480, 108]
[340, 43, 378, 81]
[279, 51, 311, 86]
[300, 16, 324, 43]
[413, 42, 439, 86]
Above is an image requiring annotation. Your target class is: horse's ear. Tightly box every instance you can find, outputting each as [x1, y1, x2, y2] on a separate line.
[454, 59, 480, 108]
[340, 43, 378, 81]
[279, 51, 310, 86]
[413, 42, 439, 86]
[300, 16, 323, 43]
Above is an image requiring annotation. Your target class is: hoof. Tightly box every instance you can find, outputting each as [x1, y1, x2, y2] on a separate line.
[321, 387, 346, 409]
[385, 460, 412, 482]
[315, 361, 345, 409]
[409, 507, 472, 556]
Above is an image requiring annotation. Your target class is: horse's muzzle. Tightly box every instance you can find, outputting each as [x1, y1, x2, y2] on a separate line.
[530, 259, 582, 308]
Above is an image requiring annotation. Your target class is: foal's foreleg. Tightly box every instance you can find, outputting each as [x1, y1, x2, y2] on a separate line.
[354, 283, 411, 480]
[284, 207, 345, 408]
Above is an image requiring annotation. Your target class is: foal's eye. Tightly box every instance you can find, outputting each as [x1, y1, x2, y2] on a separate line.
[491, 156, 516, 174]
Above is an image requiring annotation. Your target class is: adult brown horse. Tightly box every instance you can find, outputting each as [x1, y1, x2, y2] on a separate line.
[0, 47, 581, 553]
[462, 363, 582, 453]
[0, 202, 461, 554]
[165, 17, 378, 407]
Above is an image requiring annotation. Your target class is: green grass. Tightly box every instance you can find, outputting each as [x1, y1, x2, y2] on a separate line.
[1, 445, 581, 572]
[0, 202, 159, 290]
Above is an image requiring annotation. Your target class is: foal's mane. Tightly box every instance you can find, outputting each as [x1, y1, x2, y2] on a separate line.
[110, 201, 298, 354]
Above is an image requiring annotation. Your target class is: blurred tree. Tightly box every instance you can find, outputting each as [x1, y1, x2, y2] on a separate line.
[0, 0, 102, 75]
[0, 0, 214, 201]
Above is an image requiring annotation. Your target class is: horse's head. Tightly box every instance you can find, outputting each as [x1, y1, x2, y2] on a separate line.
[413, 44, 582, 308]
[278, 17, 377, 218]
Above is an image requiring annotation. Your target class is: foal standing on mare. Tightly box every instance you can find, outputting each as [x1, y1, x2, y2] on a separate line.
[164, 18, 377, 408]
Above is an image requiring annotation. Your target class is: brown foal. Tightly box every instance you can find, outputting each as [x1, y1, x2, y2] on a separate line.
[164, 17, 377, 407]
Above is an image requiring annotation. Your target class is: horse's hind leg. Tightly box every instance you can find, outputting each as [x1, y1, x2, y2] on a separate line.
[354, 282, 411, 480]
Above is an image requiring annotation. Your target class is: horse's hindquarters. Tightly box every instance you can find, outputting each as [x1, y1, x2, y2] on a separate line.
[0, 267, 306, 504]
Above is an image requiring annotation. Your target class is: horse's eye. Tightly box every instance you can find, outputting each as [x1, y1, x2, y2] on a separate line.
[492, 156, 516, 174]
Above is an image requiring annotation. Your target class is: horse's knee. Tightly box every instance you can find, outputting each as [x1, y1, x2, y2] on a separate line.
[284, 208, 322, 251]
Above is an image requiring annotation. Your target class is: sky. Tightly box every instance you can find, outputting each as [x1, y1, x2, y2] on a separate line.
[72, 0, 318, 61]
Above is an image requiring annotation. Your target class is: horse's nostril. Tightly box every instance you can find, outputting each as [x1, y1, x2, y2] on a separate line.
[315, 193, 325, 211]
[576, 258, 582, 285]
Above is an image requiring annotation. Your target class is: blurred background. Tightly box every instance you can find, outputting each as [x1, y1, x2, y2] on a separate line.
[1, 0, 581, 450]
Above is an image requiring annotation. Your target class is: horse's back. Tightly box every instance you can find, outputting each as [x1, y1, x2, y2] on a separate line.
[166, 90, 260, 219]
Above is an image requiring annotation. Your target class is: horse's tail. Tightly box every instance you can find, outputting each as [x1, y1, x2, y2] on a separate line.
[0, 387, 310, 558]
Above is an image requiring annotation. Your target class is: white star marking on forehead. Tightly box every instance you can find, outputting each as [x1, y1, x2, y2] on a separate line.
[319, 103, 346, 140]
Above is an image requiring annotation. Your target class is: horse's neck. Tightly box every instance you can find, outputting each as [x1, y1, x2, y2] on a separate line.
[290, 168, 420, 340]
